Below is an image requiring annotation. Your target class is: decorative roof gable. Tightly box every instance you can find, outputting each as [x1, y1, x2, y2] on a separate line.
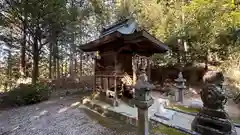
[101, 18, 138, 37]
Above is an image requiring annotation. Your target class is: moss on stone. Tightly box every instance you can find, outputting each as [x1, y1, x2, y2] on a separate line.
[233, 119, 240, 124]
[83, 108, 136, 131]
[169, 104, 200, 113]
[152, 125, 187, 135]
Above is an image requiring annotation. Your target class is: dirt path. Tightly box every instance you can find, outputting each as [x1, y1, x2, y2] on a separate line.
[0, 95, 137, 135]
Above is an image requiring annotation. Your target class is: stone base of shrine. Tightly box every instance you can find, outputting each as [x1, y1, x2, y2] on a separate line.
[81, 97, 200, 135]
[191, 109, 237, 135]
[154, 110, 175, 121]
[81, 97, 139, 126]
[92, 91, 117, 106]
[92, 91, 136, 107]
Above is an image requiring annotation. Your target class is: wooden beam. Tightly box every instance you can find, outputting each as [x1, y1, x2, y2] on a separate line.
[123, 38, 144, 43]
[99, 51, 117, 57]
[96, 75, 124, 78]
[117, 44, 132, 53]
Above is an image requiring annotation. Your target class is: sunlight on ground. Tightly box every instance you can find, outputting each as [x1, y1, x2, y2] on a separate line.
[44, 100, 56, 105]
[82, 98, 91, 104]
[71, 102, 80, 107]
[40, 110, 48, 115]
[58, 107, 69, 113]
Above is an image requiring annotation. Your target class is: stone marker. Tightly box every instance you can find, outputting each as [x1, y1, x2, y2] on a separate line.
[191, 71, 237, 135]
[189, 99, 203, 109]
[154, 98, 175, 120]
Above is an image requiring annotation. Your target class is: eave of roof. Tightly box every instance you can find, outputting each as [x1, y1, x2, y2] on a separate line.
[79, 30, 169, 53]
[79, 31, 121, 52]
[123, 30, 169, 53]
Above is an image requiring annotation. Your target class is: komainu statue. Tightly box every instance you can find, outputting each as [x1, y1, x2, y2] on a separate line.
[191, 71, 237, 135]
[200, 71, 227, 110]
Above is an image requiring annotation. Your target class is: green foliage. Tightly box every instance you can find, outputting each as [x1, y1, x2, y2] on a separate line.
[233, 119, 240, 124]
[0, 0, 240, 91]
[1, 83, 51, 107]
[128, 0, 240, 67]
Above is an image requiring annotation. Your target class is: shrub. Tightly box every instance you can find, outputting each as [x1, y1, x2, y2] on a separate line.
[1, 83, 51, 108]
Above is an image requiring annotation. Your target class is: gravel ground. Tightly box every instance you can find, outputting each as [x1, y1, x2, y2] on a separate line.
[0, 95, 139, 135]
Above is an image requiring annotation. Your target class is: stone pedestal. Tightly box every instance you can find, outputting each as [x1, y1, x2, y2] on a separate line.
[192, 108, 237, 135]
[134, 96, 153, 135]
[137, 107, 150, 135]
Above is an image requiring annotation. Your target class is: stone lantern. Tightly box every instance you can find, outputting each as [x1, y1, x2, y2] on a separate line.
[174, 72, 186, 103]
[134, 87, 153, 109]
[134, 69, 154, 135]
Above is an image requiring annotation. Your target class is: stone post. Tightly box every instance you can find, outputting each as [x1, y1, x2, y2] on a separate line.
[174, 72, 186, 103]
[134, 70, 154, 135]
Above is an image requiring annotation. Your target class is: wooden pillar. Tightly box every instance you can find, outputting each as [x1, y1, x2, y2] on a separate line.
[103, 77, 108, 92]
[93, 57, 96, 92]
[114, 53, 118, 106]
[107, 77, 110, 93]
[101, 77, 103, 92]
[147, 58, 151, 81]
[132, 55, 137, 85]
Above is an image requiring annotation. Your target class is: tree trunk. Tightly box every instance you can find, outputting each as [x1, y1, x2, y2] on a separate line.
[52, 36, 58, 79]
[183, 40, 187, 66]
[65, 60, 68, 76]
[61, 59, 64, 77]
[20, 20, 27, 77]
[32, 36, 39, 84]
[69, 54, 73, 76]
[74, 55, 77, 74]
[204, 53, 208, 71]
[80, 53, 83, 76]
[56, 43, 60, 79]
[53, 46, 57, 79]
[7, 49, 12, 89]
[59, 44, 63, 78]
[49, 43, 52, 79]
[177, 39, 182, 71]
[57, 57, 60, 79]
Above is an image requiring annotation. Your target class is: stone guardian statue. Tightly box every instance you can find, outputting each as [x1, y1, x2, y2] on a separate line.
[191, 71, 237, 135]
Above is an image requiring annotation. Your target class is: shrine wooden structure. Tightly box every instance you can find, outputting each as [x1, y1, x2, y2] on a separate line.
[79, 18, 169, 106]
